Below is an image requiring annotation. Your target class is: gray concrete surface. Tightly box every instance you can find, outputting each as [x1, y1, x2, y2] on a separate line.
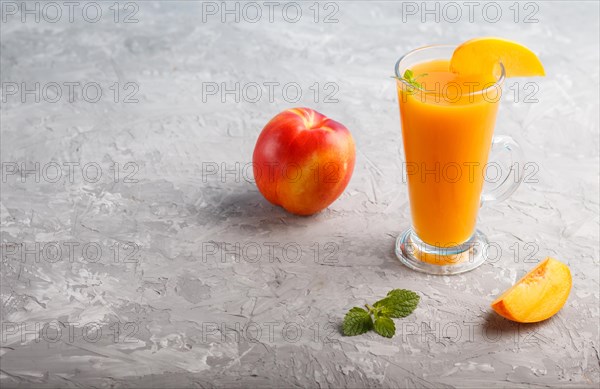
[1, 1, 598, 388]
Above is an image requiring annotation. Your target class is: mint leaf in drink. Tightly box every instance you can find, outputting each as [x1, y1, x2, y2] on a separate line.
[342, 289, 419, 338]
[373, 316, 395, 338]
[373, 289, 420, 318]
[342, 307, 373, 336]
[392, 69, 428, 90]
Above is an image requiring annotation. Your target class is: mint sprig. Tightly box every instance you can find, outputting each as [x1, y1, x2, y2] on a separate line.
[374, 289, 421, 318]
[342, 307, 373, 336]
[373, 316, 395, 338]
[342, 289, 420, 338]
[393, 69, 428, 90]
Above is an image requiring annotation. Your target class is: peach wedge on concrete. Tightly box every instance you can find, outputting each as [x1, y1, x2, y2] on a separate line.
[491, 257, 571, 323]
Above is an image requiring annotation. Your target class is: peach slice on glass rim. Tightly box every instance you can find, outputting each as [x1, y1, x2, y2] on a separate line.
[491, 257, 571, 323]
[450, 37, 546, 78]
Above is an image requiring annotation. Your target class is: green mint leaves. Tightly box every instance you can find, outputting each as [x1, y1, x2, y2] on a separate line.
[393, 69, 428, 90]
[342, 307, 373, 336]
[342, 289, 420, 338]
[373, 316, 395, 338]
[374, 289, 421, 318]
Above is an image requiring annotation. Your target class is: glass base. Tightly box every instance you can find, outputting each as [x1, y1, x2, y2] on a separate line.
[395, 229, 489, 275]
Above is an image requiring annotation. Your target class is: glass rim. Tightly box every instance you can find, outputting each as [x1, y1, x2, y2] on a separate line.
[394, 44, 506, 96]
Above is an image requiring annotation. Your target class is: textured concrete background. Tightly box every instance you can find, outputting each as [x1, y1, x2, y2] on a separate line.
[1, 1, 599, 388]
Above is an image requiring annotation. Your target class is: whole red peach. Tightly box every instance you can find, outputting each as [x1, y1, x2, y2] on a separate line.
[252, 108, 356, 215]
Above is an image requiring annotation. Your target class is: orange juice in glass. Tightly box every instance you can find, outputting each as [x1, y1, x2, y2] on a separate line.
[395, 45, 524, 275]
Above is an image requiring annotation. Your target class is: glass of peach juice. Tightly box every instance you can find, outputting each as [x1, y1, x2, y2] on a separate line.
[395, 45, 524, 275]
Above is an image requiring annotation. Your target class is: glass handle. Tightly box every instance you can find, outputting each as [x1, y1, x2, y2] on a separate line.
[481, 135, 525, 205]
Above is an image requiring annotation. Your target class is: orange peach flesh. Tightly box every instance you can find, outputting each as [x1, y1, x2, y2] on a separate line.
[491, 257, 572, 323]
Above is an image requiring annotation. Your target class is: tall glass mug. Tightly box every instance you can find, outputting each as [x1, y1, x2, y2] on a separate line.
[395, 45, 524, 275]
